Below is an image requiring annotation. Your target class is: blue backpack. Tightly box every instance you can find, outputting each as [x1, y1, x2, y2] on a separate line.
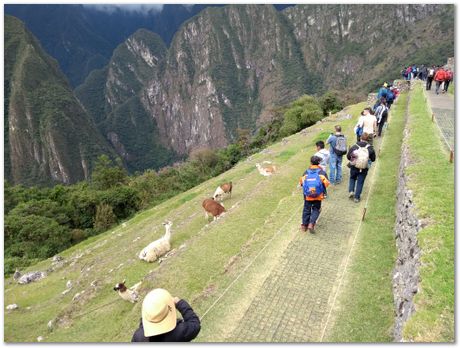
[386, 91, 394, 102]
[303, 168, 324, 198]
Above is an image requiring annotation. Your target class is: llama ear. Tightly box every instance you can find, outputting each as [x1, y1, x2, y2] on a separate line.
[122, 279, 126, 284]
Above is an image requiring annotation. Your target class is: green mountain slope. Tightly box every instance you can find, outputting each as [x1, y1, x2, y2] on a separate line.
[284, 4, 454, 93]
[4, 15, 117, 186]
[76, 29, 177, 173]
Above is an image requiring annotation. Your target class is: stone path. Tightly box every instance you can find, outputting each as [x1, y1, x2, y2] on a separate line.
[425, 85, 455, 150]
[228, 155, 377, 342]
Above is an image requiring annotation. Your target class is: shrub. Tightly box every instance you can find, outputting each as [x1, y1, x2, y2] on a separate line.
[94, 203, 116, 232]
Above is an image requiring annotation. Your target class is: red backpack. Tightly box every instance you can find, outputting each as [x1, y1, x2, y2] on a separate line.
[436, 69, 446, 81]
[446, 71, 453, 81]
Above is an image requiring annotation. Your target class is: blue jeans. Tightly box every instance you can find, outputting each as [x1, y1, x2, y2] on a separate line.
[348, 167, 368, 199]
[329, 152, 343, 183]
[302, 199, 322, 225]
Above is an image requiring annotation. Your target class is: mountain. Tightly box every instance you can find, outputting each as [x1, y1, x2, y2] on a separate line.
[75, 29, 178, 173]
[4, 5, 296, 88]
[284, 4, 454, 92]
[4, 4, 224, 87]
[76, 4, 453, 174]
[76, 4, 321, 170]
[4, 15, 117, 186]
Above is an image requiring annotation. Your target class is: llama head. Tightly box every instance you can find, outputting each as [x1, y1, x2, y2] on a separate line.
[113, 280, 127, 292]
[162, 221, 173, 229]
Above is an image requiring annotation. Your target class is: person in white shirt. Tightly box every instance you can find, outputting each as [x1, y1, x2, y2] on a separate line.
[356, 107, 377, 145]
[314, 140, 329, 197]
[314, 140, 330, 172]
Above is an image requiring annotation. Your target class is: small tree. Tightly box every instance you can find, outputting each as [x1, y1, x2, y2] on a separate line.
[91, 155, 127, 190]
[319, 91, 344, 116]
[94, 203, 116, 232]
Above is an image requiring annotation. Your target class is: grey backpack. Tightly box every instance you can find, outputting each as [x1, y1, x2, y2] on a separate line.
[334, 135, 347, 156]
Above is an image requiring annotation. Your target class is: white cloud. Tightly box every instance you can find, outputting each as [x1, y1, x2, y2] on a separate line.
[83, 4, 165, 15]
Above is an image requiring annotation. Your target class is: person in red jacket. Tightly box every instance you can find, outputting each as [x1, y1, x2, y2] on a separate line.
[434, 66, 447, 95]
[444, 69, 454, 93]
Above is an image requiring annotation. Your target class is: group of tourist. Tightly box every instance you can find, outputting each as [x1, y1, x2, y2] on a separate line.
[299, 82, 397, 234]
[402, 64, 454, 94]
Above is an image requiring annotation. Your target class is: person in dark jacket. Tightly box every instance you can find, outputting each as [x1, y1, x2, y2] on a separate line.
[132, 288, 201, 342]
[346, 133, 376, 203]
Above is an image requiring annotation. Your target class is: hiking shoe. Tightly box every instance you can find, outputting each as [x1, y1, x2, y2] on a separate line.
[349, 192, 354, 199]
[300, 224, 307, 232]
[308, 223, 315, 233]
[354, 198, 360, 203]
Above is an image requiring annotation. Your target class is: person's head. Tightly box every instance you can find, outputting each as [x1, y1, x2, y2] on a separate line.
[310, 156, 322, 166]
[315, 140, 325, 150]
[142, 289, 177, 337]
[364, 107, 373, 115]
[360, 132, 369, 142]
[334, 125, 342, 133]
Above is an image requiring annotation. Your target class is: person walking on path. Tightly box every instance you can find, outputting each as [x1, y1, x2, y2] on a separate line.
[300, 156, 330, 233]
[444, 69, 453, 93]
[355, 107, 377, 145]
[346, 133, 376, 203]
[326, 125, 347, 185]
[434, 65, 447, 95]
[132, 288, 201, 342]
[314, 140, 330, 198]
[375, 99, 389, 137]
[314, 140, 330, 172]
[386, 87, 395, 109]
[426, 65, 436, 90]
[377, 83, 388, 100]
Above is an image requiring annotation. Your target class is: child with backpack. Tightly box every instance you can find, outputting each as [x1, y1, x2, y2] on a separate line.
[346, 133, 376, 203]
[326, 125, 347, 185]
[299, 156, 330, 233]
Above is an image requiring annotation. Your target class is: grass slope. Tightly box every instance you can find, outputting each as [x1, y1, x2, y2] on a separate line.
[402, 84, 454, 342]
[325, 93, 407, 341]
[4, 102, 365, 342]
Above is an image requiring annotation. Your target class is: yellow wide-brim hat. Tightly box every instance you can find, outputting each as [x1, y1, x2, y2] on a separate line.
[142, 288, 177, 337]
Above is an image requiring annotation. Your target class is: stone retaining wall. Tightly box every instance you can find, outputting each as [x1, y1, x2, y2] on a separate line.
[392, 122, 421, 341]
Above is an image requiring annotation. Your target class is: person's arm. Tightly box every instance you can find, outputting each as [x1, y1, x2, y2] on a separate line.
[347, 144, 357, 161]
[175, 299, 201, 341]
[368, 145, 376, 162]
[320, 173, 330, 188]
[131, 319, 148, 342]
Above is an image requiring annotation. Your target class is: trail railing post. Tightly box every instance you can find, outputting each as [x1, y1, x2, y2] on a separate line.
[450, 150, 454, 163]
[362, 207, 367, 221]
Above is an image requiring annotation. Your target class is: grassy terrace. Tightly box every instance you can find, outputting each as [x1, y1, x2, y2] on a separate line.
[403, 84, 454, 342]
[325, 92, 407, 341]
[4, 102, 364, 342]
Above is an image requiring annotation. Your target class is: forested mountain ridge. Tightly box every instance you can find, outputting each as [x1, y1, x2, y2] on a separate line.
[76, 4, 453, 174]
[4, 4, 454, 185]
[4, 15, 117, 186]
